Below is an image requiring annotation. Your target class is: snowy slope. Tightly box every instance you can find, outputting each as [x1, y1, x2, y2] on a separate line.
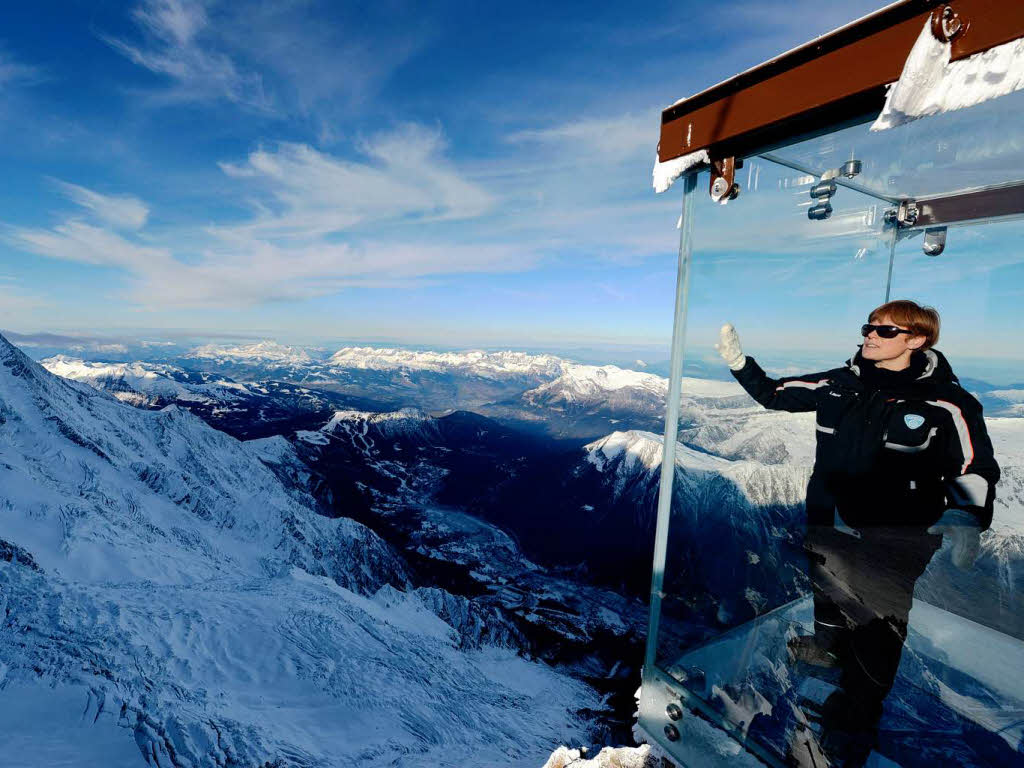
[0, 333, 600, 766]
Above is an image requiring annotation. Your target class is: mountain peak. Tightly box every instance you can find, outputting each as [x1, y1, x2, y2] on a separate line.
[585, 429, 738, 476]
[585, 430, 666, 472]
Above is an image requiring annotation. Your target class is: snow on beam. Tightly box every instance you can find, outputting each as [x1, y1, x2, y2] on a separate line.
[656, 0, 1024, 168]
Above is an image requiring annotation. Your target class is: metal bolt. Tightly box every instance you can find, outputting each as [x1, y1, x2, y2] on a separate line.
[664, 723, 680, 741]
[931, 6, 964, 42]
[841, 159, 862, 179]
[666, 703, 683, 721]
[711, 176, 730, 201]
[808, 202, 833, 221]
[810, 181, 837, 199]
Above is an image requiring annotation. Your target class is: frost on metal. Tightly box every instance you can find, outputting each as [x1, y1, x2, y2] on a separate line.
[652, 149, 710, 193]
[872, 20, 1024, 131]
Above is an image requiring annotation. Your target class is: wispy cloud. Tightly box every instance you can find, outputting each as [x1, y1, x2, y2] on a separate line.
[215, 126, 493, 240]
[104, 0, 429, 122]
[53, 180, 150, 230]
[0, 47, 41, 89]
[9, 123, 524, 307]
[12, 220, 172, 270]
[103, 0, 271, 109]
[507, 112, 658, 161]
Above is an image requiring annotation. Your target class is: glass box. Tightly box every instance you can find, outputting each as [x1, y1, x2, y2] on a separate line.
[638, 85, 1024, 767]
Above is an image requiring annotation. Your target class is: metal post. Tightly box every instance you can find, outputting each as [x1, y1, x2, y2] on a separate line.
[884, 226, 897, 302]
[643, 171, 698, 674]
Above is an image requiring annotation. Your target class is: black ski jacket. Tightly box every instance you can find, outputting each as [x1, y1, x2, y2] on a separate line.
[732, 347, 1000, 530]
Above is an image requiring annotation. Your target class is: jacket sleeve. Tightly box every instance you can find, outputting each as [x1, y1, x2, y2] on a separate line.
[936, 393, 1000, 530]
[730, 357, 832, 413]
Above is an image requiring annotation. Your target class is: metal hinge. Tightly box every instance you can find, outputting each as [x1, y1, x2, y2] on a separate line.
[709, 156, 741, 204]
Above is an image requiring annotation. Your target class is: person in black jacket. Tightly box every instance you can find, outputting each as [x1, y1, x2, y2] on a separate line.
[716, 299, 1000, 766]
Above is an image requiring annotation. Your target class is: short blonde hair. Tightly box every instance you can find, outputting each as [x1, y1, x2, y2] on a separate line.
[869, 300, 940, 350]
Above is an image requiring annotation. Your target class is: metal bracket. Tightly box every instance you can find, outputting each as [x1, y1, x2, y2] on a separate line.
[709, 156, 741, 204]
[931, 5, 967, 43]
[884, 200, 919, 228]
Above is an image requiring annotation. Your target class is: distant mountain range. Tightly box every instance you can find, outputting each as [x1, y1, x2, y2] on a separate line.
[10, 333, 1024, 763]
[0, 333, 621, 765]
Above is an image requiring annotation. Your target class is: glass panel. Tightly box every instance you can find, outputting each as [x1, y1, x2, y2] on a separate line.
[765, 88, 1024, 203]
[646, 166, 1024, 766]
[650, 157, 895, 756]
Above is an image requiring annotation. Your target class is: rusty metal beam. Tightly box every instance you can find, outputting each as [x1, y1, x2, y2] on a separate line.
[659, 0, 1024, 164]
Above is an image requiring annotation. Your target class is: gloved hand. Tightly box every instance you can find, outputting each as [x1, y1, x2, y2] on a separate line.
[715, 323, 747, 371]
[927, 509, 982, 571]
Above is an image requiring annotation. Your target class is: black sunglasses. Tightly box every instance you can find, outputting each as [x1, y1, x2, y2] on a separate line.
[861, 323, 914, 339]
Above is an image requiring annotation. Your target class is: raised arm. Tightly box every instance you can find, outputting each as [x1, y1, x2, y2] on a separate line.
[717, 323, 830, 413]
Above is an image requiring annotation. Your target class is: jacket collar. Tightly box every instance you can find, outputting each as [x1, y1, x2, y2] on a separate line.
[842, 346, 958, 391]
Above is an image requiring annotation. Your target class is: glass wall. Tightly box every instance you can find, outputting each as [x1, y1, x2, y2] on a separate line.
[640, 145, 1024, 766]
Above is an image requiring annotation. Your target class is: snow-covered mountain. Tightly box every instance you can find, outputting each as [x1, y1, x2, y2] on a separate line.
[583, 430, 810, 621]
[41, 355, 253, 408]
[525, 365, 667, 409]
[41, 355, 384, 441]
[328, 346, 567, 379]
[0, 333, 602, 766]
[509, 363, 753, 439]
[983, 388, 1024, 417]
[186, 339, 315, 366]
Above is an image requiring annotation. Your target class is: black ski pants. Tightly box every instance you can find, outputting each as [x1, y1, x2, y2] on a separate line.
[804, 525, 942, 730]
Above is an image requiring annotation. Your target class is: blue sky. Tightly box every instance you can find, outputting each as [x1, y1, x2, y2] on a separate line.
[0, 0, 983, 354]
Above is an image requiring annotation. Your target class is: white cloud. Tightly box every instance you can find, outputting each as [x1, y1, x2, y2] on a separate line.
[507, 112, 657, 161]
[104, 0, 427, 120]
[54, 181, 150, 230]
[213, 127, 494, 240]
[126, 241, 532, 306]
[10, 126, 520, 308]
[104, 0, 270, 109]
[11, 220, 172, 270]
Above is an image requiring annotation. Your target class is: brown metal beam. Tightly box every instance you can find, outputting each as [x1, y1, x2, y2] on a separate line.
[659, 0, 1024, 164]
[915, 183, 1024, 227]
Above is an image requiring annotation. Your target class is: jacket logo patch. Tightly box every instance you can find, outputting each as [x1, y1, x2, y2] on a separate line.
[904, 414, 926, 429]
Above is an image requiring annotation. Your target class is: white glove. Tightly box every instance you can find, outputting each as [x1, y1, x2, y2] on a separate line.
[715, 323, 747, 371]
[927, 509, 981, 571]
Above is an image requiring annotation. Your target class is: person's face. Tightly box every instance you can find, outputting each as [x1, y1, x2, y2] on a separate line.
[861, 313, 926, 362]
